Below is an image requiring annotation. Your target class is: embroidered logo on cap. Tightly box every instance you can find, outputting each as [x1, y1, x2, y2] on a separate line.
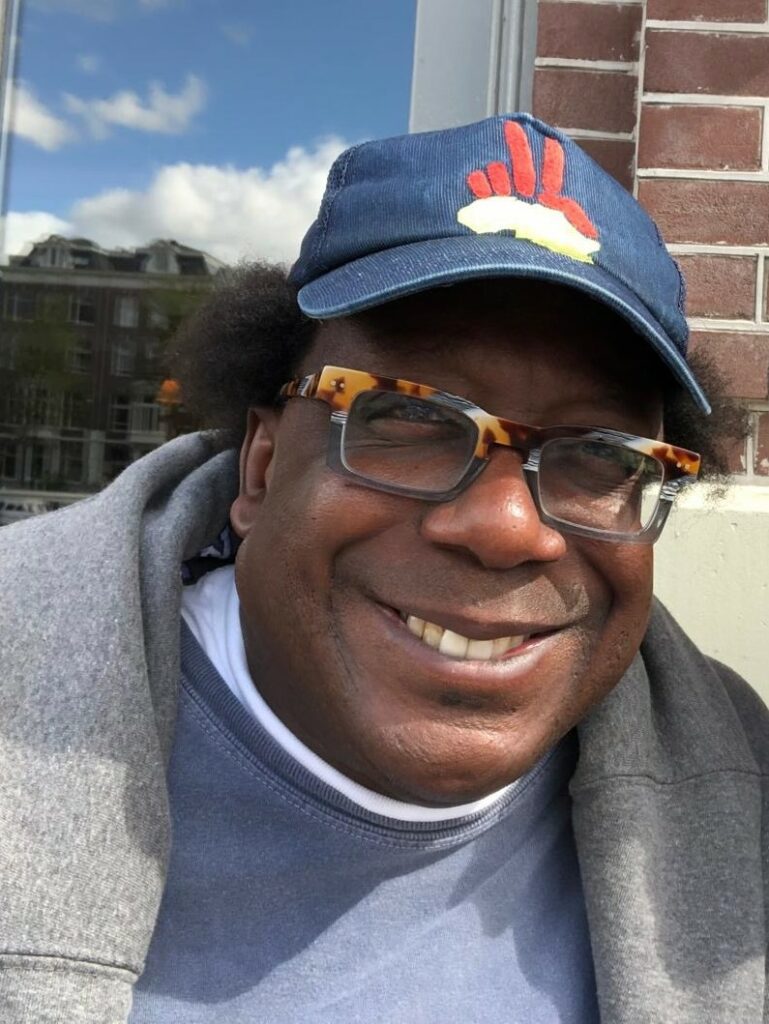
[457, 121, 601, 264]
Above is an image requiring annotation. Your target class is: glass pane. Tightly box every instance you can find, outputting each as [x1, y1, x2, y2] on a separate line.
[539, 438, 664, 534]
[343, 391, 477, 494]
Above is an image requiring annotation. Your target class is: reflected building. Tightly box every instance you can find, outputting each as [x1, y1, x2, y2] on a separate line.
[0, 236, 220, 519]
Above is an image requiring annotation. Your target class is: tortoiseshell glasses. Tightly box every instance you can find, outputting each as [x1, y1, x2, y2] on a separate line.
[279, 366, 701, 544]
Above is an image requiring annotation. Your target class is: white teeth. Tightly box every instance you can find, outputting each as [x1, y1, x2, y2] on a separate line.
[422, 622, 443, 648]
[438, 629, 469, 658]
[406, 615, 425, 639]
[491, 636, 512, 657]
[466, 639, 495, 660]
[403, 614, 528, 661]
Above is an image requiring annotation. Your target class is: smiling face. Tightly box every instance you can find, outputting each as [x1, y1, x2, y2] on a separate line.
[230, 280, 664, 805]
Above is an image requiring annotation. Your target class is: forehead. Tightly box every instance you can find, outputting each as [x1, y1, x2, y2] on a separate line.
[308, 280, 665, 423]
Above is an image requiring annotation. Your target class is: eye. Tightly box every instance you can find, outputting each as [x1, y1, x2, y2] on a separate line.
[354, 393, 467, 442]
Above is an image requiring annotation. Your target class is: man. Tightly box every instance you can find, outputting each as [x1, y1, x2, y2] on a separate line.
[1, 114, 767, 1024]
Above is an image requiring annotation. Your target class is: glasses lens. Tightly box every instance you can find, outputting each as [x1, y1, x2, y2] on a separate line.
[538, 437, 664, 535]
[342, 390, 477, 494]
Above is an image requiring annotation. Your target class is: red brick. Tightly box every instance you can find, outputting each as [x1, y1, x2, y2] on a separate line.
[537, 2, 642, 62]
[645, 30, 769, 96]
[690, 331, 769, 398]
[573, 137, 636, 190]
[676, 255, 757, 319]
[763, 259, 769, 320]
[755, 411, 769, 475]
[638, 105, 762, 171]
[647, 0, 767, 21]
[532, 68, 637, 133]
[639, 179, 769, 246]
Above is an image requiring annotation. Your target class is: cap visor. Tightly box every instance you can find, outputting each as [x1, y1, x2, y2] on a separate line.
[297, 235, 710, 414]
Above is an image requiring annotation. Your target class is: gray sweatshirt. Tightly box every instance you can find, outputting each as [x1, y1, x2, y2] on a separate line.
[1, 432, 767, 1023]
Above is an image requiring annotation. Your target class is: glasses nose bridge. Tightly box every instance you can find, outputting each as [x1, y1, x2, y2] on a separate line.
[473, 412, 540, 464]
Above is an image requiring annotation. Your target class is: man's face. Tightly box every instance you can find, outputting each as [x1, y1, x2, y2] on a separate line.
[231, 281, 663, 804]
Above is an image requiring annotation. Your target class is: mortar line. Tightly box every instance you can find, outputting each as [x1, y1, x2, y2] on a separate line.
[756, 253, 766, 324]
[637, 168, 769, 181]
[634, 0, 648, 199]
[646, 19, 769, 33]
[762, 104, 769, 173]
[535, 57, 637, 72]
[670, 244, 769, 256]
[687, 317, 769, 333]
[558, 127, 635, 141]
[644, 93, 768, 106]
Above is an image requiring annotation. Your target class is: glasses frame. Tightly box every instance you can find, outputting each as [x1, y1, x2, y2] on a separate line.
[278, 365, 701, 544]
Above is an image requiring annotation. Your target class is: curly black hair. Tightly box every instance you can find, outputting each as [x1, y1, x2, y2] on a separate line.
[170, 262, 747, 481]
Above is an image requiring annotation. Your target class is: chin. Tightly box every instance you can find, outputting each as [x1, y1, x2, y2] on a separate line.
[360, 718, 552, 805]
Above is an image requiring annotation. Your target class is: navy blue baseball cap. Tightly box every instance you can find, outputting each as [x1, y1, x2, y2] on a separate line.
[290, 113, 709, 414]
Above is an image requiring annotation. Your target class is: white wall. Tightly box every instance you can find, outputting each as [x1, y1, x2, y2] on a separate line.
[653, 485, 769, 705]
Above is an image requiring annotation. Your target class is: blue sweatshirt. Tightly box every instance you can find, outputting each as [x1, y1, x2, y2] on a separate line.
[130, 624, 598, 1022]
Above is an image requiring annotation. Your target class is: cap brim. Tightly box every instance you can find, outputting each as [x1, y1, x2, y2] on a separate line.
[297, 235, 710, 414]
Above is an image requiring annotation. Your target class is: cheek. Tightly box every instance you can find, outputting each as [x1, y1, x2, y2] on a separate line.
[581, 541, 654, 689]
[236, 432, 398, 627]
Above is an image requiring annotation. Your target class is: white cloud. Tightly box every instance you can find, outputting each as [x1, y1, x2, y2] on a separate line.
[11, 83, 76, 151]
[27, 0, 118, 21]
[2, 138, 347, 265]
[1, 211, 72, 262]
[65, 137, 347, 265]
[64, 73, 206, 138]
[76, 53, 101, 74]
[221, 22, 251, 47]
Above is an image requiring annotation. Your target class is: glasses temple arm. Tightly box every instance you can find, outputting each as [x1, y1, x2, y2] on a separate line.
[278, 372, 321, 401]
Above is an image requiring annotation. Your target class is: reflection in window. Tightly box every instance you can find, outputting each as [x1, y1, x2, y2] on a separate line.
[132, 394, 162, 434]
[6, 291, 36, 321]
[59, 440, 85, 484]
[30, 442, 46, 482]
[111, 339, 136, 377]
[63, 392, 88, 429]
[114, 296, 139, 328]
[69, 338, 93, 374]
[0, 441, 18, 481]
[69, 294, 96, 325]
[109, 395, 131, 433]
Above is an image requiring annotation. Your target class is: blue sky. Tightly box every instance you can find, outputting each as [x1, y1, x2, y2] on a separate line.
[4, 0, 416, 261]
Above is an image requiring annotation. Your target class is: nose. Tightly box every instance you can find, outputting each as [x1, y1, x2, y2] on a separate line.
[419, 446, 567, 569]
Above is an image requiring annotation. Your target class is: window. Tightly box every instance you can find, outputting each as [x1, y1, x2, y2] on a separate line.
[69, 338, 94, 374]
[42, 246, 70, 269]
[109, 394, 131, 433]
[6, 291, 36, 321]
[114, 296, 139, 328]
[3, 386, 62, 428]
[69, 294, 96, 325]
[63, 392, 88, 429]
[111, 338, 136, 376]
[59, 440, 85, 483]
[0, 441, 19, 481]
[131, 395, 162, 434]
[30, 441, 47, 481]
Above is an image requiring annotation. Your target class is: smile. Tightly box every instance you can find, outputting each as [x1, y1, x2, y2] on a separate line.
[398, 612, 530, 661]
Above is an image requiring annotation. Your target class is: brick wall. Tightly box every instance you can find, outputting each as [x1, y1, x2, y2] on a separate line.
[533, 0, 769, 479]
